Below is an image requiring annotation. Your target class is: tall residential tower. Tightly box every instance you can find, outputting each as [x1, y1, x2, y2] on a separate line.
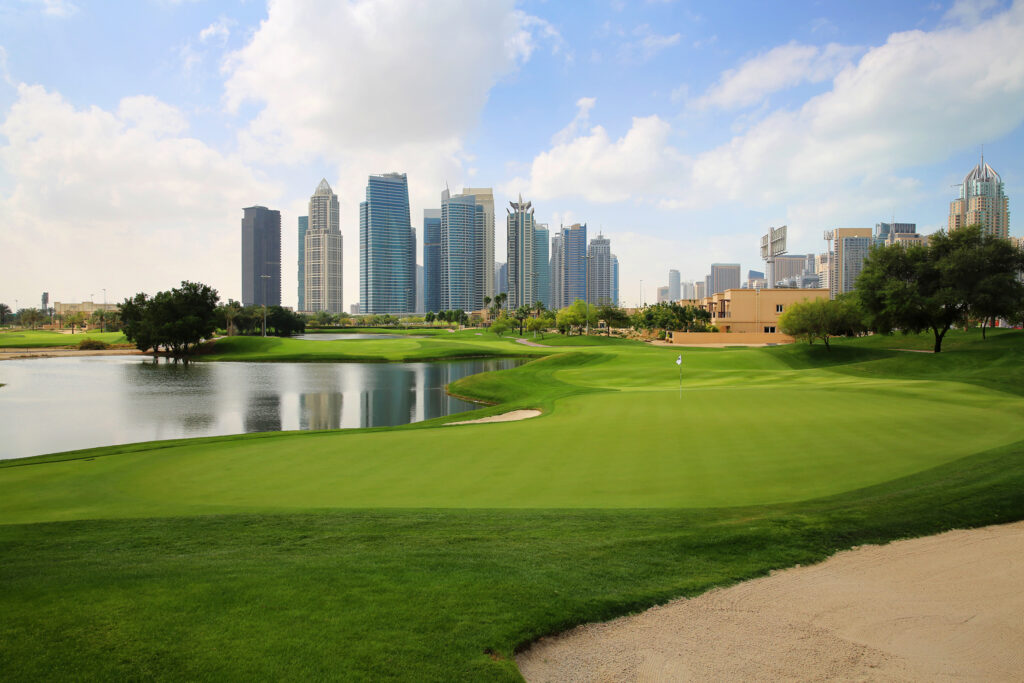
[241, 206, 281, 307]
[360, 173, 416, 314]
[949, 156, 1010, 239]
[304, 179, 343, 313]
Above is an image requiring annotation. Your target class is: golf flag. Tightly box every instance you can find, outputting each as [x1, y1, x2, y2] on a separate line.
[675, 354, 682, 366]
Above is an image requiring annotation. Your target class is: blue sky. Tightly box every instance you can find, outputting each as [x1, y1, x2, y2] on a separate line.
[2, 0, 1022, 309]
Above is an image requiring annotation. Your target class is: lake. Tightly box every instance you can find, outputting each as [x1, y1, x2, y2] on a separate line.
[0, 356, 521, 460]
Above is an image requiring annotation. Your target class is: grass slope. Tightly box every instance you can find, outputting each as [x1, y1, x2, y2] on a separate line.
[1, 328, 1023, 680]
[0, 330, 127, 348]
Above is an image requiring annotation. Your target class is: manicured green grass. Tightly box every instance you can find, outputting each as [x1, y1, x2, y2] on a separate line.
[2, 328, 1023, 680]
[0, 330, 127, 348]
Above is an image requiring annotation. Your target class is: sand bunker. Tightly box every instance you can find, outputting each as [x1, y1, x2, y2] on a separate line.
[446, 410, 541, 426]
[518, 521, 1024, 682]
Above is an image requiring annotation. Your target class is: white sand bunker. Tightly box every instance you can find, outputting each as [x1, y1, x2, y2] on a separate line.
[517, 521, 1024, 682]
[446, 409, 541, 426]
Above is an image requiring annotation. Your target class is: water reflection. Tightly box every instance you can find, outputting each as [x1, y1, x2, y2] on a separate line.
[0, 356, 522, 459]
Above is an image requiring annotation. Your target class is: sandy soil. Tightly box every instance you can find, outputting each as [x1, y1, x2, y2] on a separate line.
[517, 521, 1024, 682]
[0, 348, 143, 360]
[446, 409, 542, 425]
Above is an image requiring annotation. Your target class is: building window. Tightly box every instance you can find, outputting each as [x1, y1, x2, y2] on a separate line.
[776, 304, 784, 313]
[764, 326, 776, 333]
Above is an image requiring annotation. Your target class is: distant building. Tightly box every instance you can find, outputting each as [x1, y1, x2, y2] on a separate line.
[747, 269, 765, 289]
[695, 287, 830, 334]
[875, 222, 925, 247]
[556, 223, 588, 308]
[535, 223, 551, 310]
[506, 196, 537, 309]
[305, 179, 343, 314]
[815, 252, 832, 291]
[694, 281, 706, 299]
[587, 233, 613, 306]
[441, 188, 485, 312]
[825, 228, 872, 298]
[680, 280, 695, 300]
[772, 255, 808, 285]
[668, 269, 680, 300]
[656, 286, 670, 303]
[297, 216, 308, 311]
[350, 303, 360, 315]
[709, 263, 741, 295]
[415, 265, 424, 314]
[495, 262, 508, 297]
[549, 234, 563, 309]
[423, 209, 442, 313]
[360, 172, 416, 314]
[241, 206, 281, 307]
[949, 156, 1009, 239]
[461, 187, 496, 300]
[611, 254, 620, 306]
[54, 301, 118, 317]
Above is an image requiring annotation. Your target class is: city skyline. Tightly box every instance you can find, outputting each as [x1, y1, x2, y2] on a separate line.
[3, 1, 1024, 309]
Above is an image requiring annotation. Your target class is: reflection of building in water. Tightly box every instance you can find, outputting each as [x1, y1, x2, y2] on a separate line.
[420, 362, 456, 422]
[301, 392, 343, 430]
[244, 392, 282, 433]
[360, 365, 416, 428]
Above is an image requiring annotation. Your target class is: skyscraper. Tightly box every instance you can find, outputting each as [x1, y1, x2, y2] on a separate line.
[709, 263, 740, 295]
[441, 188, 484, 311]
[423, 209, 442, 313]
[304, 179, 343, 314]
[557, 223, 587, 308]
[534, 223, 550, 310]
[241, 206, 281, 307]
[360, 173, 416, 314]
[461, 187, 495, 300]
[549, 233, 563, 310]
[824, 228, 872, 298]
[587, 233, 612, 306]
[297, 215, 308, 311]
[506, 195, 538, 309]
[611, 255, 619, 306]
[495, 262, 508, 297]
[668, 269, 680, 301]
[949, 156, 1009, 239]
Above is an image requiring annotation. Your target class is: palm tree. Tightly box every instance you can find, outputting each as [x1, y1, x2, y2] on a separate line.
[514, 304, 531, 336]
[0, 303, 10, 326]
[533, 300, 546, 318]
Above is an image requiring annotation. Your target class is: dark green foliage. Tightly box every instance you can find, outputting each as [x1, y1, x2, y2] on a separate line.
[76, 338, 109, 350]
[265, 306, 306, 336]
[778, 294, 865, 349]
[857, 226, 1024, 352]
[630, 301, 711, 333]
[119, 281, 219, 357]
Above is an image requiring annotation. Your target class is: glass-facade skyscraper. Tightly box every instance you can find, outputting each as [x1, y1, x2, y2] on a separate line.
[241, 205, 281, 307]
[360, 172, 416, 314]
[441, 189, 485, 312]
[297, 215, 308, 311]
[587, 233, 613, 306]
[611, 255, 619, 306]
[534, 223, 550, 310]
[554, 223, 587, 308]
[423, 209, 442, 313]
[506, 195, 539, 309]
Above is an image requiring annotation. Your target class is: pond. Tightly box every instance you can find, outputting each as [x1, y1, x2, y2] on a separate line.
[0, 356, 522, 460]
[294, 333, 424, 341]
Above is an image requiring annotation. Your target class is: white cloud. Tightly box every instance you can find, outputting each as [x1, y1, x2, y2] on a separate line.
[552, 97, 596, 145]
[199, 17, 233, 46]
[38, 0, 77, 17]
[512, 1, 1024, 222]
[618, 24, 681, 62]
[943, 0, 1000, 25]
[694, 41, 862, 110]
[0, 84, 277, 305]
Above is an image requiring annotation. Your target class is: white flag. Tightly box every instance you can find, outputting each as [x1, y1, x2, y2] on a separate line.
[675, 354, 682, 366]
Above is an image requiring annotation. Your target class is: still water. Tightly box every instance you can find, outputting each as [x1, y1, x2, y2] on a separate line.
[0, 356, 521, 460]
[294, 333, 422, 340]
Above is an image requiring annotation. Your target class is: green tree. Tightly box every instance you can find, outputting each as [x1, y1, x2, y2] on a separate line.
[425, 311, 435, 324]
[490, 318, 511, 337]
[857, 226, 1024, 352]
[556, 300, 597, 335]
[513, 304, 531, 335]
[119, 281, 220, 358]
[0, 303, 11, 326]
[63, 310, 86, 333]
[778, 295, 864, 350]
[266, 306, 306, 336]
[596, 304, 630, 335]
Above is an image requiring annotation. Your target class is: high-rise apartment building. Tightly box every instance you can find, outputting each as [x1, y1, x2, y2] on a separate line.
[949, 156, 1009, 239]
[360, 173, 416, 314]
[824, 228, 872, 298]
[534, 224, 550, 310]
[668, 269, 680, 301]
[423, 209, 442, 313]
[587, 233, 613, 306]
[553, 223, 587, 308]
[772, 255, 809, 285]
[875, 222, 924, 247]
[611, 255, 619, 306]
[506, 195, 539, 309]
[461, 188, 496, 300]
[681, 281, 695, 300]
[694, 281, 706, 299]
[297, 216, 308, 311]
[241, 206, 281, 307]
[495, 262, 508, 297]
[440, 189, 485, 312]
[415, 265, 424, 314]
[549, 233, 563, 310]
[304, 179, 343, 313]
[709, 263, 741, 295]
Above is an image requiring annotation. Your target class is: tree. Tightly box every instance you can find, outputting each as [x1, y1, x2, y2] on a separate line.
[119, 281, 220, 358]
[63, 311, 86, 333]
[425, 311, 435, 324]
[490, 318, 511, 337]
[556, 300, 598, 335]
[596, 304, 630, 335]
[629, 302, 711, 335]
[0, 303, 10, 326]
[513, 304, 531, 335]
[857, 226, 1024, 352]
[266, 306, 306, 336]
[778, 295, 864, 350]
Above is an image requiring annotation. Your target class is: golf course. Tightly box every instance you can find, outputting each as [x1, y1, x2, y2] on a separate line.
[2, 328, 1023, 680]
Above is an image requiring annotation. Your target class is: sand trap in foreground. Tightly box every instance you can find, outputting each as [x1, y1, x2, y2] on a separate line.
[446, 410, 541, 426]
[518, 521, 1024, 682]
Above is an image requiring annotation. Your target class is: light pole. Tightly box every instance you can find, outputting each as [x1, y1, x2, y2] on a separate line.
[260, 275, 271, 337]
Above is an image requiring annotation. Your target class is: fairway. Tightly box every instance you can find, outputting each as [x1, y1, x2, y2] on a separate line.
[2, 329, 1023, 680]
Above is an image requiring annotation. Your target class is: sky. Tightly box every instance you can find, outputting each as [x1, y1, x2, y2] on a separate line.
[2, 0, 1023, 310]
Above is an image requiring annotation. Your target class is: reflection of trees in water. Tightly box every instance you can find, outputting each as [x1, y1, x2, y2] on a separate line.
[120, 357, 219, 434]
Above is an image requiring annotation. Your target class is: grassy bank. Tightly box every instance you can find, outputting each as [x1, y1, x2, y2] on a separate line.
[0, 330, 128, 348]
[1, 328, 1022, 680]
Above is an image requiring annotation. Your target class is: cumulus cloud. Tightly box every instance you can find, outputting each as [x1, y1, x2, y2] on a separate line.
[694, 41, 862, 110]
[0, 84, 277, 303]
[512, 2, 1024, 220]
[199, 17, 233, 45]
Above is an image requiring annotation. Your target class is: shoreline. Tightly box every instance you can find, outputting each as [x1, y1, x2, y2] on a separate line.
[0, 348, 143, 360]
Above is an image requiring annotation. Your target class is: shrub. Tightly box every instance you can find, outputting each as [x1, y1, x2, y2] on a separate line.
[78, 339, 109, 350]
